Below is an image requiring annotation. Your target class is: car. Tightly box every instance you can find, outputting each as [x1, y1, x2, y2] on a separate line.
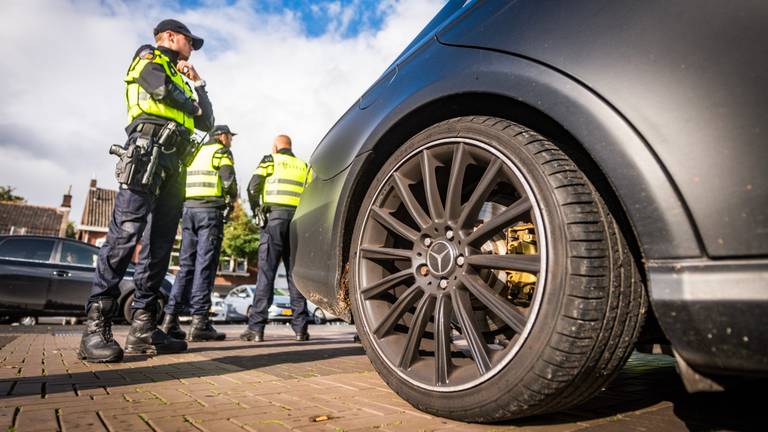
[289, 0, 768, 422]
[217, 263, 339, 324]
[0, 235, 173, 324]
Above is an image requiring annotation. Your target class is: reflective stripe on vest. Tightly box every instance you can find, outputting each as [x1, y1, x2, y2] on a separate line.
[124, 49, 196, 133]
[259, 153, 309, 207]
[186, 143, 227, 198]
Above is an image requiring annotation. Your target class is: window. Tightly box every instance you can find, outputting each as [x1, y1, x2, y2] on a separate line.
[59, 241, 99, 267]
[0, 238, 55, 262]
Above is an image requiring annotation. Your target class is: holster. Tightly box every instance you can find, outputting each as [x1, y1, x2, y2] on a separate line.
[111, 122, 185, 194]
[112, 124, 156, 190]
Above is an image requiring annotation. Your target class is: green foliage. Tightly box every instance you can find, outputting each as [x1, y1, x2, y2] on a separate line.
[0, 185, 25, 202]
[222, 201, 260, 261]
[65, 221, 77, 239]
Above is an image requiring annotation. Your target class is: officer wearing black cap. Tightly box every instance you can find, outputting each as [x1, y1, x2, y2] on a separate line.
[160, 125, 238, 342]
[78, 19, 215, 363]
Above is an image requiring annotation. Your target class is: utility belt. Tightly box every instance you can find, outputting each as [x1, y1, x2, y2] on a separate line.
[110, 121, 191, 193]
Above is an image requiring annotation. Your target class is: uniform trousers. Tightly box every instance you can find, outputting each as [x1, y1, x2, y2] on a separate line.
[247, 209, 309, 334]
[165, 207, 224, 316]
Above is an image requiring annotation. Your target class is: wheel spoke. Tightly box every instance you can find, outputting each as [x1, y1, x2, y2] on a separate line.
[360, 245, 413, 261]
[464, 253, 540, 273]
[457, 159, 503, 229]
[360, 269, 413, 300]
[399, 294, 436, 370]
[451, 288, 491, 374]
[420, 151, 445, 221]
[445, 143, 470, 222]
[371, 206, 419, 242]
[460, 274, 528, 333]
[393, 172, 431, 229]
[434, 293, 452, 385]
[464, 196, 532, 246]
[373, 284, 422, 338]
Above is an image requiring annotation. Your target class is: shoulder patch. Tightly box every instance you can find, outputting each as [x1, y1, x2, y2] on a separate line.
[139, 48, 155, 60]
[260, 154, 274, 164]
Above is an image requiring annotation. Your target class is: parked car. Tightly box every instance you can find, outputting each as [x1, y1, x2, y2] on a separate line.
[0, 235, 173, 324]
[215, 263, 338, 324]
[289, 0, 768, 422]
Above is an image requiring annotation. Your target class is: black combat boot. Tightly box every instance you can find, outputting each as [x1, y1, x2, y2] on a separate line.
[77, 299, 124, 363]
[160, 313, 187, 340]
[295, 332, 310, 342]
[188, 315, 226, 341]
[239, 327, 264, 342]
[125, 306, 187, 355]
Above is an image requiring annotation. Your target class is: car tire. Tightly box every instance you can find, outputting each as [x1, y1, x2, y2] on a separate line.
[349, 116, 647, 421]
[122, 292, 166, 325]
[313, 308, 327, 325]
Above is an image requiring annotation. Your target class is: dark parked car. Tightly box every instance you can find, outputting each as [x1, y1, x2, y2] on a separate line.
[0, 235, 173, 324]
[290, 0, 768, 422]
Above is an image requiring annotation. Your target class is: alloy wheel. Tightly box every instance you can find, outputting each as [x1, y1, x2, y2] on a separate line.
[355, 138, 547, 391]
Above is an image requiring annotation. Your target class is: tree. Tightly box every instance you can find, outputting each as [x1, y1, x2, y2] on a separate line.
[0, 185, 25, 203]
[222, 200, 260, 262]
[65, 221, 77, 239]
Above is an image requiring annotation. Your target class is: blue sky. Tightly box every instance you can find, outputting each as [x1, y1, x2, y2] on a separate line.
[178, 0, 392, 38]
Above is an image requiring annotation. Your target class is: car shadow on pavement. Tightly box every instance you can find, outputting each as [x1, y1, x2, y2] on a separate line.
[496, 353, 765, 431]
[2, 345, 366, 397]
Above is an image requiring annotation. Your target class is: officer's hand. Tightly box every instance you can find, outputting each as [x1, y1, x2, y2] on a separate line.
[177, 60, 201, 81]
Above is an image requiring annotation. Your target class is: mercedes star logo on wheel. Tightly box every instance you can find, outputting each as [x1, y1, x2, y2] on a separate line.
[427, 240, 455, 275]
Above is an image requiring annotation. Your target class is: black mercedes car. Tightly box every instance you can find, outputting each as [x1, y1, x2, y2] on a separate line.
[290, 0, 767, 422]
[0, 235, 173, 324]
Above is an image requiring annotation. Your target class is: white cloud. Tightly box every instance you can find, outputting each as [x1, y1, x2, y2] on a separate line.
[0, 0, 444, 223]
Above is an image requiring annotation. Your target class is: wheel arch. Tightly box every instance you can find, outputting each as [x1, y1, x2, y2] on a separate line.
[341, 92, 646, 284]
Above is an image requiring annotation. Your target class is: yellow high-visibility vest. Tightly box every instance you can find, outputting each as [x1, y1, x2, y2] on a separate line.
[255, 153, 311, 207]
[186, 143, 233, 198]
[124, 48, 196, 133]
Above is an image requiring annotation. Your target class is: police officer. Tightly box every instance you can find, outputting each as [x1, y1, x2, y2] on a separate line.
[160, 125, 237, 342]
[78, 19, 214, 362]
[240, 135, 312, 342]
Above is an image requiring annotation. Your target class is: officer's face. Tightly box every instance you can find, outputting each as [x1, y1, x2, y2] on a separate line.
[219, 133, 233, 147]
[167, 31, 193, 60]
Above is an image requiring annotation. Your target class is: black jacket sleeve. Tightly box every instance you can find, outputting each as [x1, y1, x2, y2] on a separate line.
[193, 84, 214, 132]
[247, 174, 264, 214]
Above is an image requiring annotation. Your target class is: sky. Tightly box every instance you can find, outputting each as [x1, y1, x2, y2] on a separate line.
[0, 0, 444, 223]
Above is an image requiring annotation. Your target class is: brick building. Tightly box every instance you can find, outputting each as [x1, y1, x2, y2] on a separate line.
[0, 189, 72, 237]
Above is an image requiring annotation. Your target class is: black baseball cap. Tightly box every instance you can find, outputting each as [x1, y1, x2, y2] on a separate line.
[211, 125, 237, 136]
[153, 19, 204, 50]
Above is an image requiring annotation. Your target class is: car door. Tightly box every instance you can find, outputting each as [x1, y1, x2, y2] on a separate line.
[0, 237, 57, 312]
[48, 240, 100, 313]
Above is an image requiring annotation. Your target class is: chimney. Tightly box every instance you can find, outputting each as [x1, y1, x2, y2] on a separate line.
[89, 178, 97, 189]
[57, 185, 72, 237]
[60, 185, 72, 209]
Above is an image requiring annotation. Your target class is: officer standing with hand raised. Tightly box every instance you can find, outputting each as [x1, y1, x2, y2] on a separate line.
[160, 125, 238, 342]
[240, 135, 313, 342]
[78, 19, 214, 363]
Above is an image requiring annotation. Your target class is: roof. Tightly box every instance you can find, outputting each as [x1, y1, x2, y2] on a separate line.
[0, 201, 65, 236]
[80, 186, 117, 230]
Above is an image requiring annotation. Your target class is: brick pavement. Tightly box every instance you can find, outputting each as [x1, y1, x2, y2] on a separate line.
[0, 324, 762, 432]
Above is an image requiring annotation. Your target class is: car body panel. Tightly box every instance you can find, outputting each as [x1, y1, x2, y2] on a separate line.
[0, 235, 172, 318]
[436, 0, 768, 258]
[292, 1, 768, 376]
